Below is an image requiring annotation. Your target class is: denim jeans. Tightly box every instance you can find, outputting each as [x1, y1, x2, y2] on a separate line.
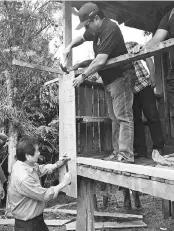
[105, 69, 136, 160]
[133, 86, 164, 156]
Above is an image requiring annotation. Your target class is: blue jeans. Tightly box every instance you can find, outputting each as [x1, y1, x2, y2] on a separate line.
[105, 69, 135, 160]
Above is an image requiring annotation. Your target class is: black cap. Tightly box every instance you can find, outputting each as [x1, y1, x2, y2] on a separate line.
[76, 2, 99, 30]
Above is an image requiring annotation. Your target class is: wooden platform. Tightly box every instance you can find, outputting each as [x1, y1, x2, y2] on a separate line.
[77, 156, 174, 201]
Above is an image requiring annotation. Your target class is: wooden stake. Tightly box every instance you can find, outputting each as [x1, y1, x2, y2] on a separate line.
[76, 176, 95, 231]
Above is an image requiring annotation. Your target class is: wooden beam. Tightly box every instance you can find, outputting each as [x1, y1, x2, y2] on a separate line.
[77, 157, 174, 181]
[47, 208, 143, 219]
[76, 177, 95, 231]
[66, 221, 147, 230]
[0, 219, 70, 226]
[12, 59, 63, 74]
[75, 38, 174, 75]
[77, 165, 174, 201]
[44, 77, 59, 86]
[59, 72, 77, 198]
[63, 1, 72, 67]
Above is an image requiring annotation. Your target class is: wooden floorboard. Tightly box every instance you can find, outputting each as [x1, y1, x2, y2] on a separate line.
[77, 157, 174, 181]
[77, 164, 174, 201]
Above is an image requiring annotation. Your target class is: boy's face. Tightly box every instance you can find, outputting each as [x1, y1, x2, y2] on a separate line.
[27, 144, 40, 165]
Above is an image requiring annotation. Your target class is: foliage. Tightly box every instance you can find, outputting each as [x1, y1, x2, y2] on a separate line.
[0, 0, 63, 159]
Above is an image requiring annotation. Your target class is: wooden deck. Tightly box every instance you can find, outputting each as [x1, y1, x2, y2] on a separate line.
[77, 156, 174, 201]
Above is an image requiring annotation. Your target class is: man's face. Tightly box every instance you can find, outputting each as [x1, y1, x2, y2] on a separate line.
[85, 17, 98, 33]
[27, 144, 40, 165]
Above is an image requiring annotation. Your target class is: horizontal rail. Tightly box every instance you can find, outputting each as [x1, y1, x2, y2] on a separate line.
[77, 157, 174, 181]
[77, 163, 174, 201]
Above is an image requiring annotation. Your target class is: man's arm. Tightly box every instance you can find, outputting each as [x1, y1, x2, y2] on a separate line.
[145, 57, 156, 87]
[38, 157, 70, 177]
[68, 60, 93, 72]
[73, 54, 108, 87]
[20, 172, 71, 202]
[145, 29, 168, 49]
[63, 36, 85, 62]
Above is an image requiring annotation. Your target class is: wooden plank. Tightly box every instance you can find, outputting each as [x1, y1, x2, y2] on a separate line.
[66, 221, 147, 230]
[44, 77, 59, 86]
[171, 201, 174, 219]
[12, 59, 62, 74]
[93, 123, 99, 153]
[63, 1, 72, 67]
[75, 38, 174, 75]
[93, 86, 99, 117]
[78, 116, 109, 122]
[51, 209, 143, 219]
[162, 199, 171, 219]
[76, 177, 95, 231]
[77, 165, 174, 201]
[77, 157, 174, 181]
[59, 72, 77, 198]
[79, 123, 87, 155]
[100, 120, 112, 152]
[123, 188, 132, 208]
[86, 123, 93, 154]
[79, 86, 86, 116]
[98, 87, 105, 117]
[85, 85, 93, 116]
[0, 219, 70, 226]
[44, 202, 77, 212]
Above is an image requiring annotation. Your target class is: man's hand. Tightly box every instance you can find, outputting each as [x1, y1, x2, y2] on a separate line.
[73, 74, 85, 87]
[62, 172, 72, 186]
[56, 156, 71, 169]
[68, 63, 80, 72]
[149, 74, 156, 88]
[63, 45, 71, 63]
[131, 44, 145, 54]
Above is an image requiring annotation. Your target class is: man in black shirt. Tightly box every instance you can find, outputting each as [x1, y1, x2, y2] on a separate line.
[133, 8, 174, 146]
[64, 2, 136, 163]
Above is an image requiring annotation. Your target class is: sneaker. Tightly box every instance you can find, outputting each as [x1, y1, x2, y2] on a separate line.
[117, 154, 134, 163]
[103, 153, 118, 161]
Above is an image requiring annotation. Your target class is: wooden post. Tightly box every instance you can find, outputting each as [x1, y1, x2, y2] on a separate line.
[77, 176, 95, 231]
[123, 188, 132, 209]
[162, 199, 171, 219]
[59, 72, 77, 198]
[63, 1, 72, 67]
[59, 1, 77, 197]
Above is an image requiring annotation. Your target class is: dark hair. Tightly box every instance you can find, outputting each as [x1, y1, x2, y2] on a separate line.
[16, 138, 38, 162]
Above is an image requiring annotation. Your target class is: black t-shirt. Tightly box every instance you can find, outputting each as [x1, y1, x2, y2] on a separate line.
[83, 18, 134, 85]
[158, 9, 174, 70]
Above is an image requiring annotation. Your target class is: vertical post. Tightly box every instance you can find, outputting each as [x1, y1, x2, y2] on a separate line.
[63, 1, 72, 67]
[59, 72, 77, 198]
[77, 176, 95, 231]
[59, 2, 77, 197]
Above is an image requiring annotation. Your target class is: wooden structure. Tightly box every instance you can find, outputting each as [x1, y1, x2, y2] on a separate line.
[12, 1, 174, 229]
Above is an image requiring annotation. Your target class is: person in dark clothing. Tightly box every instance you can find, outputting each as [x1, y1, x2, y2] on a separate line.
[133, 8, 174, 144]
[126, 42, 164, 157]
[64, 2, 136, 163]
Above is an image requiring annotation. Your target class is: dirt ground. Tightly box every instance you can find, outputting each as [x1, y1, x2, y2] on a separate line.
[1, 186, 174, 231]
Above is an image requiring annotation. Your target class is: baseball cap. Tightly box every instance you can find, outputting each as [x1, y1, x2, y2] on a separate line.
[76, 2, 99, 30]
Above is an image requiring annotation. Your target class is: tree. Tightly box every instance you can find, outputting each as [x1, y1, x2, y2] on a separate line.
[0, 1, 63, 209]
